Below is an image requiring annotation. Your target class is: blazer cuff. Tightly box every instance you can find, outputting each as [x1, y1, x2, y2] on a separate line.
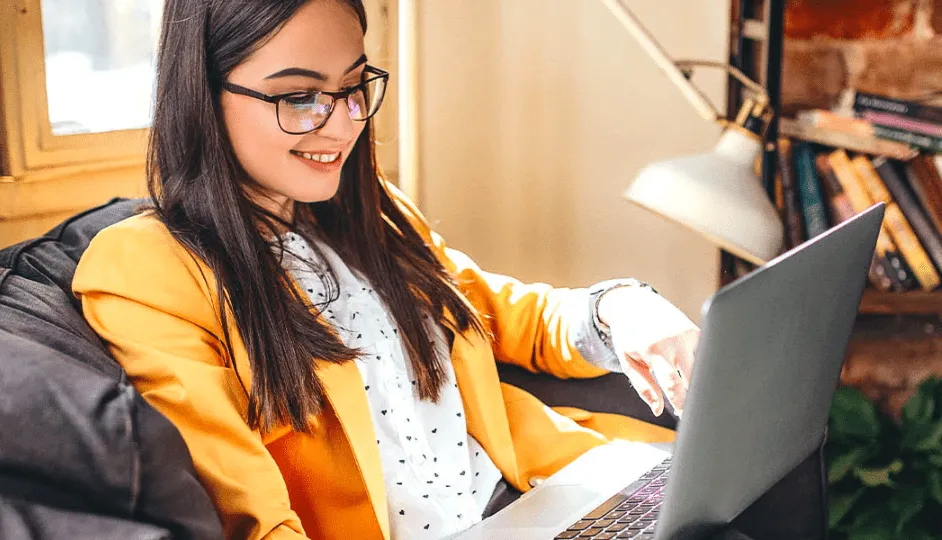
[572, 279, 658, 373]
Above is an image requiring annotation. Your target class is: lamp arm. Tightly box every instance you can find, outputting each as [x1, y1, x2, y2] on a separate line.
[598, 0, 769, 127]
[673, 60, 768, 104]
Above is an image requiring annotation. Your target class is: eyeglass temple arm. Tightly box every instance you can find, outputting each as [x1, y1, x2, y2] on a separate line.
[222, 81, 279, 103]
[597, 0, 769, 126]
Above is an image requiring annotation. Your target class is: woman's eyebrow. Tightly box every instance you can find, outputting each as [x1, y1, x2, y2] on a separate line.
[264, 54, 368, 81]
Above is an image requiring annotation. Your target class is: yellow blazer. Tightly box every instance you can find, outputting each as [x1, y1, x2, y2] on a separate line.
[72, 185, 674, 540]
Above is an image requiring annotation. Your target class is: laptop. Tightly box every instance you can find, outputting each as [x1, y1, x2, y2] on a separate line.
[450, 203, 885, 540]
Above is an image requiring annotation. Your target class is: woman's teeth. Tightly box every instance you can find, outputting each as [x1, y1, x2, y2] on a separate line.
[295, 151, 340, 164]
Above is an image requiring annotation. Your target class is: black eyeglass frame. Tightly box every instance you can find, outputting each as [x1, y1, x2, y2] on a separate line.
[222, 65, 389, 135]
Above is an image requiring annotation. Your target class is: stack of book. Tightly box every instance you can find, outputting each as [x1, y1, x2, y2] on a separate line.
[772, 89, 942, 293]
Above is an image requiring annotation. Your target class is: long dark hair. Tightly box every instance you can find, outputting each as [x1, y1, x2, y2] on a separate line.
[148, 0, 485, 434]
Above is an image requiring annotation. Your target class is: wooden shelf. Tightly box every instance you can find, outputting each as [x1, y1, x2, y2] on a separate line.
[859, 290, 942, 316]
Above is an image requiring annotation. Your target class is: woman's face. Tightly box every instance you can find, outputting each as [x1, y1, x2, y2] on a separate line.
[221, 0, 367, 220]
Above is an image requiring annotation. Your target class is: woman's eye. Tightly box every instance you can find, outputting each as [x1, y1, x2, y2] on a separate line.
[283, 93, 320, 106]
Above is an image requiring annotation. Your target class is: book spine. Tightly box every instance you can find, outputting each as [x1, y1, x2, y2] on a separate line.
[874, 157, 942, 274]
[777, 138, 805, 249]
[827, 150, 916, 290]
[778, 117, 916, 161]
[816, 154, 856, 222]
[879, 252, 919, 291]
[792, 142, 830, 239]
[853, 90, 942, 125]
[826, 150, 872, 210]
[816, 155, 896, 291]
[904, 157, 942, 238]
[883, 203, 941, 291]
[852, 155, 894, 205]
[797, 109, 874, 138]
[860, 110, 942, 138]
[852, 155, 941, 291]
[873, 125, 942, 153]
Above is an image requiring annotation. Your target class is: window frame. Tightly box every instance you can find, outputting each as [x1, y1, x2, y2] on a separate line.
[0, 0, 149, 178]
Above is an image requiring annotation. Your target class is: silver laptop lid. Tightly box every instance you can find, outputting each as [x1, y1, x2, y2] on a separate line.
[655, 203, 885, 540]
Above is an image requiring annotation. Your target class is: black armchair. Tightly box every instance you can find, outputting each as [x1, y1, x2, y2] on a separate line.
[0, 199, 827, 540]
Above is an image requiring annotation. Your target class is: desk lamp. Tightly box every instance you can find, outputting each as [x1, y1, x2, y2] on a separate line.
[599, 0, 784, 265]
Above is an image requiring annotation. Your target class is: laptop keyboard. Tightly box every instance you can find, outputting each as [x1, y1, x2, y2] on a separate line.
[554, 457, 672, 539]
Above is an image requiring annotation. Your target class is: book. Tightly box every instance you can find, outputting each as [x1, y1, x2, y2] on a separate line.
[850, 155, 940, 291]
[827, 150, 918, 291]
[859, 110, 942, 138]
[796, 109, 874, 138]
[850, 89, 942, 126]
[905, 155, 942, 238]
[873, 156, 942, 276]
[776, 138, 805, 249]
[816, 154, 895, 291]
[779, 117, 917, 161]
[792, 141, 830, 239]
[816, 155, 856, 225]
[873, 125, 942, 153]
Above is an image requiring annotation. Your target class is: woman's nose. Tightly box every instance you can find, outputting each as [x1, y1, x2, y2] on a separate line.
[317, 99, 355, 142]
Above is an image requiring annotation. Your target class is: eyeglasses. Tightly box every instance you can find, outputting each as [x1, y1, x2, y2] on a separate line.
[222, 65, 389, 135]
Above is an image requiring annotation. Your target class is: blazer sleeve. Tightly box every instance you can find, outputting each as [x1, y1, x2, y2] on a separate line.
[386, 183, 611, 379]
[72, 217, 308, 540]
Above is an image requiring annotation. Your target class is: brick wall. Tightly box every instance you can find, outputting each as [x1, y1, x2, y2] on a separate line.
[782, 0, 942, 114]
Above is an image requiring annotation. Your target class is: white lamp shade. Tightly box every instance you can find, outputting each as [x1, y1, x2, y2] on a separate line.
[624, 128, 785, 265]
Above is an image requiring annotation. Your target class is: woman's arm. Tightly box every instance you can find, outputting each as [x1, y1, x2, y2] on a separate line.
[73, 216, 307, 540]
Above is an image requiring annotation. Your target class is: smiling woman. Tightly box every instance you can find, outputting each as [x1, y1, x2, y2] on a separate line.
[70, 1, 696, 539]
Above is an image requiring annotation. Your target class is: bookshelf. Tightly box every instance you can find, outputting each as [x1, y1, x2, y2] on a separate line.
[725, 0, 942, 313]
[859, 290, 942, 316]
[725, 0, 942, 426]
[721, 0, 783, 287]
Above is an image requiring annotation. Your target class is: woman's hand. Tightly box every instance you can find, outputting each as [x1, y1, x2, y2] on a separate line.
[597, 285, 700, 418]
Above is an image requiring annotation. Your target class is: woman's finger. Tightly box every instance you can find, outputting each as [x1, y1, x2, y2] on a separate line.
[647, 353, 686, 416]
[619, 354, 664, 416]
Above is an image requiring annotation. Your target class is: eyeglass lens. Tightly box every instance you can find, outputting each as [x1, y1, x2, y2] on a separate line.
[278, 76, 386, 133]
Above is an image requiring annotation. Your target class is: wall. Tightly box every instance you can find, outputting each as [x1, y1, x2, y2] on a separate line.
[413, 0, 730, 320]
[782, 0, 942, 113]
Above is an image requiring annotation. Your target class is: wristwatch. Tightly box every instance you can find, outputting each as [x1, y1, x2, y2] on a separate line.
[588, 278, 658, 351]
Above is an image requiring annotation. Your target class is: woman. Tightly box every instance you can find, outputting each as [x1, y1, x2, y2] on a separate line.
[73, 1, 699, 539]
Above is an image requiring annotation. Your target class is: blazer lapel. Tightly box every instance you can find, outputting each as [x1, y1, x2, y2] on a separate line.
[447, 317, 522, 488]
[317, 359, 390, 539]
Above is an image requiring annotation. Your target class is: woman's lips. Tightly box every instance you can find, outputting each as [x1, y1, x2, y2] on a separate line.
[291, 150, 343, 173]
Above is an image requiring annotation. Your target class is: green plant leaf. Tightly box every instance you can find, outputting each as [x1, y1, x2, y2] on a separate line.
[854, 459, 903, 487]
[898, 526, 937, 540]
[930, 453, 942, 468]
[901, 418, 942, 452]
[829, 488, 864, 529]
[903, 379, 938, 428]
[828, 445, 876, 485]
[929, 469, 942, 505]
[846, 516, 894, 540]
[830, 387, 882, 441]
[889, 486, 925, 535]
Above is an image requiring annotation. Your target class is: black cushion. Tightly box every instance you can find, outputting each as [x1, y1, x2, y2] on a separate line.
[0, 198, 223, 539]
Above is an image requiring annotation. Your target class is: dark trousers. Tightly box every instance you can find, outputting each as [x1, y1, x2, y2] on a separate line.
[485, 364, 828, 540]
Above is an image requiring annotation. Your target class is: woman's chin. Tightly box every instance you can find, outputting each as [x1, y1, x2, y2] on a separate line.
[291, 175, 342, 204]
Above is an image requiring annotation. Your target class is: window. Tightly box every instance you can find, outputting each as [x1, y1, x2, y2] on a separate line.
[0, 0, 159, 177]
[41, 0, 163, 136]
